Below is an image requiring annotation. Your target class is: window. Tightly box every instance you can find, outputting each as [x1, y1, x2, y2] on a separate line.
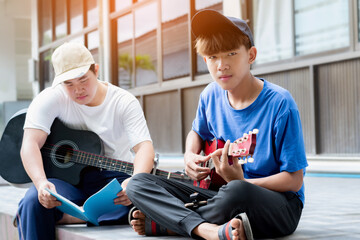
[55, 0, 67, 40]
[195, 0, 223, 74]
[253, 0, 350, 64]
[114, 0, 132, 12]
[40, 50, 54, 86]
[253, 0, 292, 64]
[87, 0, 99, 26]
[38, 0, 99, 90]
[117, 14, 134, 89]
[87, 30, 99, 63]
[134, 2, 158, 87]
[196, 0, 223, 11]
[294, 0, 349, 56]
[40, 0, 52, 45]
[70, 0, 83, 34]
[161, 0, 190, 80]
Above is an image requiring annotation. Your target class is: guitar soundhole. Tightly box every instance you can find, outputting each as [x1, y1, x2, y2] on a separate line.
[56, 144, 73, 164]
[50, 140, 78, 169]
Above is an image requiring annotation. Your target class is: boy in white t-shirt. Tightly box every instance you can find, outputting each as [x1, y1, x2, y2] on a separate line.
[16, 42, 155, 240]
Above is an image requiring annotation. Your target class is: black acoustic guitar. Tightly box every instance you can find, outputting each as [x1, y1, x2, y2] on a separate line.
[0, 110, 188, 186]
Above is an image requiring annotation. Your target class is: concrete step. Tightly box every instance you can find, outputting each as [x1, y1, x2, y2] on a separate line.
[0, 184, 189, 240]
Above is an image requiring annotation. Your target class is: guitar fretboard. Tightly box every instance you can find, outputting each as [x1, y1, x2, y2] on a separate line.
[43, 143, 189, 181]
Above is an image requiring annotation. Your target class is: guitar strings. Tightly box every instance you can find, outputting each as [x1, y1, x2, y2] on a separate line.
[39, 143, 188, 180]
[40, 143, 134, 172]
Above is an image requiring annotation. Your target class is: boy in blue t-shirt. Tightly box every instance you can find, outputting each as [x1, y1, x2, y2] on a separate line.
[127, 9, 308, 240]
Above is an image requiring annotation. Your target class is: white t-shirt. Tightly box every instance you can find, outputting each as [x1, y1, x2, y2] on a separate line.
[24, 81, 152, 162]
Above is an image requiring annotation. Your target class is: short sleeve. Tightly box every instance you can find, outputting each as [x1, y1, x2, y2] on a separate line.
[191, 92, 213, 141]
[24, 88, 62, 134]
[122, 98, 152, 148]
[274, 108, 308, 172]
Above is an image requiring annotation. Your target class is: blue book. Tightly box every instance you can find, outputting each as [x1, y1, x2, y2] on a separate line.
[45, 178, 125, 226]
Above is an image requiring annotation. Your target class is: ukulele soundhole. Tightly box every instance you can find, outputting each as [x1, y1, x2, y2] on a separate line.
[50, 140, 78, 169]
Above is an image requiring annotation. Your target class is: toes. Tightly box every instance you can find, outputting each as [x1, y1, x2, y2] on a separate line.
[131, 219, 144, 226]
[133, 210, 146, 219]
[231, 218, 246, 240]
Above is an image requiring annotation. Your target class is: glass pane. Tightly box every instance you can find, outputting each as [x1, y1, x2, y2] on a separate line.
[40, 0, 52, 45]
[88, 30, 99, 64]
[196, 0, 222, 11]
[196, 55, 208, 74]
[253, 0, 292, 64]
[135, 3, 158, 87]
[41, 50, 55, 85]
[55, 0, 67, 39]
[115, 0, 132, 12]
[195, 0, 222, 74]
[161, 0, 190, 80]
[87, 0, 99, 26]
[117, 14, 134, 89]
[70, 36, 84, 44]
[294, 0, 349, 56]
[70, 0, 83, 34]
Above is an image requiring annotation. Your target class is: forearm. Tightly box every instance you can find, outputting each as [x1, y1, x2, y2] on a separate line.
[132, 140, 155, 175]
[246, 169, 303, 192]
[20, 142, 47, 189]
[185, 130, 203, 155]
[20, 129, 49, 189]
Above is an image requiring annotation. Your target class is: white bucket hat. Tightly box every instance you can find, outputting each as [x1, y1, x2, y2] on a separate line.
[51, 42, 95, 87]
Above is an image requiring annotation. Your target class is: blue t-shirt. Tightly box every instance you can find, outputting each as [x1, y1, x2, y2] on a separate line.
[192, 79, 308, 205]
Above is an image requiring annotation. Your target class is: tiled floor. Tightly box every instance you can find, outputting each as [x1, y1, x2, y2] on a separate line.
[1, 175, 360, 239]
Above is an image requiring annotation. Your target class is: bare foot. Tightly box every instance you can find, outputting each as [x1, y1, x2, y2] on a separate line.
[193, 218, 247, 240]
[57, 213, 86, 225]
[229, 218, 246, 240]
[130, 209, 146, 235]
[130, 209, 177, 236]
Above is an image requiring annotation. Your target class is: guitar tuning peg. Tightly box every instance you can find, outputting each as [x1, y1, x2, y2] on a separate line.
[239, 159, 246, 164]
[252, 129, 259, 134]
[249, 130, 252, 135]
[248, 157, 254, 163]
[243, 133, 247, 137]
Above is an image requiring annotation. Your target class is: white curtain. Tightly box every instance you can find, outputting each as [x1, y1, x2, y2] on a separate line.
[294, 0, 349, 55]
[253, 0, 293, 64]
[253, 0, 349, 64]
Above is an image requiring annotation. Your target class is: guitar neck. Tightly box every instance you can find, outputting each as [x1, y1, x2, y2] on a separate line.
[72, 150, 135, 175]
[153, 168, 189, 181]
[70, 147, 189, 181]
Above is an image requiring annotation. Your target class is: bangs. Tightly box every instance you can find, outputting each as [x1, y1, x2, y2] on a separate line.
[195, 30, 251, 56]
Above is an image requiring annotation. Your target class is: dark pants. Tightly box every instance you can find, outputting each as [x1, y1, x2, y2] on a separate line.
[127, 173, 303, 239]
[16, 169, 131, 240]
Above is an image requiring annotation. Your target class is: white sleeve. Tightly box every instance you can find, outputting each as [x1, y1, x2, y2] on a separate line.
[122, 98, 152, 148]
[24, 88, 62, 134]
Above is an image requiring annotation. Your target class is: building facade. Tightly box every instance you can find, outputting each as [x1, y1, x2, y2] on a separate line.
[3, 0, 360, 165]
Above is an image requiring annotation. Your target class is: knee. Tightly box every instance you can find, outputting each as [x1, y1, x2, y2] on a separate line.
[18, 186, 42, 213]
[216, 180, 255, 209]
[127, 173, 151, 198]
[225, 180, 254, 195]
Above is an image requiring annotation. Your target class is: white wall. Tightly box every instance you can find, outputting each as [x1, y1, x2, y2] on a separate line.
[0, 1, 16, 102]
[0, 0, 32, 103]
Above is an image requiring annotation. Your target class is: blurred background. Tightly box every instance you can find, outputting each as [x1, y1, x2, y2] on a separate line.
[0, 0, 359, 178]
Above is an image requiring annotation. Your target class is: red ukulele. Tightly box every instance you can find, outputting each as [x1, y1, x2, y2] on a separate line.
[194, 129, 258, 190]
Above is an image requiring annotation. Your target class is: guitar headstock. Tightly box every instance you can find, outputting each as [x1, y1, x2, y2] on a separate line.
[228, 129, 258, 164]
